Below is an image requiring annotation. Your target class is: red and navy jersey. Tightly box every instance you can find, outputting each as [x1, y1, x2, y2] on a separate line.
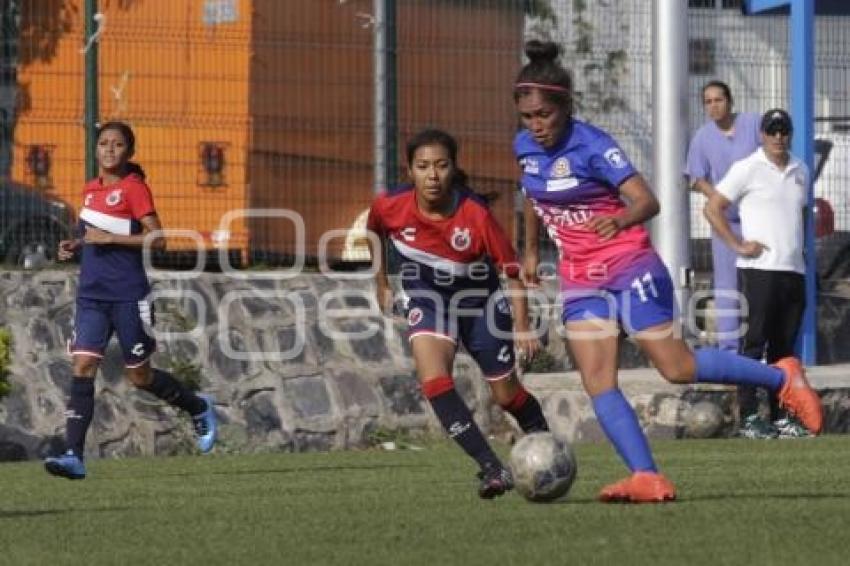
[367, 186, 520, 303]
[77, 173, 155, 301]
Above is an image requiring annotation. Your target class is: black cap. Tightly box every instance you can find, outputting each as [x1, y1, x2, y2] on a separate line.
[760, 108, 793, 134]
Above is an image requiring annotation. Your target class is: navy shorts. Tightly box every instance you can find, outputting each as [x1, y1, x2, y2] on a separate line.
[562, 260, 675, 333]
[405, 292, 515, 379]
[69, 297, 156, 367]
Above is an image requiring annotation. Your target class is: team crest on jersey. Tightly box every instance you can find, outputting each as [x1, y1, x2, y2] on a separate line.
[450, 227, 472, 251]
[604, 147, 628, 169]
[84, 193, 94, 207]
[407, 307, 424, 327]
[105, 189, 123, 206]
[552, 157, 571, 178]
[794, 171, 806, 186]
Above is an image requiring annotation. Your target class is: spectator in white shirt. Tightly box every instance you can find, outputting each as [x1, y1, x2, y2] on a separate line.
[704, 108, 810, 439]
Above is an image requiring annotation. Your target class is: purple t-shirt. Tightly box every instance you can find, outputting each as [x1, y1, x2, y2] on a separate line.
[685, 111, 762, 222]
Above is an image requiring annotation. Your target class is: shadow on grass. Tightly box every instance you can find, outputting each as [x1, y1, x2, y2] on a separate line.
[0, 506, 134, 519]
[510, 491, 850, 506]
[95, 462, 428, 481]
[681, 491, 850, 503]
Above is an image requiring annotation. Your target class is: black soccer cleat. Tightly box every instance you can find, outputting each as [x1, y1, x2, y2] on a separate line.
[477, 462, 514, 499]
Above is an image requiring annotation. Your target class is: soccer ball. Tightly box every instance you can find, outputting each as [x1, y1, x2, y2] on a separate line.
[509, 432, 577, 502]
[684, 401, 723, 439]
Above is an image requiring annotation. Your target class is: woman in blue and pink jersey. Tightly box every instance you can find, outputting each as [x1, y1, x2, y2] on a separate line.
[513, 40, 822, 503]
[44, 121, 216, 480]
[368, 128, 549, 499]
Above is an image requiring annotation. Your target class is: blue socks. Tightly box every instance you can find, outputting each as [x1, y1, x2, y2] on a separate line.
[592, 388, 657, 473]
[693, 348, 784, 390]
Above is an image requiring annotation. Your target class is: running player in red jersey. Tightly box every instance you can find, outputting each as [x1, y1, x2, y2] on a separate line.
[368, 128, 549, 499]
[513, 40, 822, 503]
[44, 121, 217, 480]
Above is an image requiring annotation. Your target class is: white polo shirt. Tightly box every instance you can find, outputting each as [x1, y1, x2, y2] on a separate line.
[716, 147, 808, 274]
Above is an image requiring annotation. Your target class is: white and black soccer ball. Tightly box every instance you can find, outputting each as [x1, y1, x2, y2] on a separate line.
[684, 401, 724, 439]
[509, 432, 577, 502]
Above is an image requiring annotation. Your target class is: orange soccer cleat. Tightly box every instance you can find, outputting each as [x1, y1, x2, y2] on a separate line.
[599, 471, 677, 504]
[774, 357, 823, 435]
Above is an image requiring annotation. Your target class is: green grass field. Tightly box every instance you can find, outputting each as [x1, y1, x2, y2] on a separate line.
[2, 436, 848, 566]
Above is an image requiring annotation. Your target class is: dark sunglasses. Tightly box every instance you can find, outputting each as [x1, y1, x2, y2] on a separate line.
[764, 125, 791, 136]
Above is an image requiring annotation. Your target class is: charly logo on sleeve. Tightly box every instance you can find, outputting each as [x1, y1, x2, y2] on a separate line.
[400, 227, 417, 242]
[604, 147, 628, 169]
[450, 227, 472, 251]
[520, 157, 539, 175]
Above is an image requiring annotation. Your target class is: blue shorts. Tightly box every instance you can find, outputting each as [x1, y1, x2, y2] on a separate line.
[405, 293, 515, 379]
[562, 263, 675, 333]
[69, 297, 156, 367]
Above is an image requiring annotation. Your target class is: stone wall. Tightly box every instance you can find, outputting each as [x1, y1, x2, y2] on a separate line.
[1, 270, 848, 462]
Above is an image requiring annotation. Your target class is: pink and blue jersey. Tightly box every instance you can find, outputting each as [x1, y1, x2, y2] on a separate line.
[514, 120, 657, 291]
[77, 173, 154, 302]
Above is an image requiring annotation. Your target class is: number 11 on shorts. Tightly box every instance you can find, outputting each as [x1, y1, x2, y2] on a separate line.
[631, 272, 658, 303]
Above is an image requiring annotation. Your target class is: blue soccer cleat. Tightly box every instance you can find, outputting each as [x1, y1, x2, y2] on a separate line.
[44, 450, 86, 480]
[192, 394, 217, 453]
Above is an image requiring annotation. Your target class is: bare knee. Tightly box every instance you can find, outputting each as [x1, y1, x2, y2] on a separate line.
[655, 358, 696, 384]
[125, 365, 153, 388]
[72, 356, 99, 377]
[488, 374, 521, 407]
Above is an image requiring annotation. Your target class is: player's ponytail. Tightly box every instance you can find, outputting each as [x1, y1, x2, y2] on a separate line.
[125, 161, 147, 180]
[514, 39, 573, 114]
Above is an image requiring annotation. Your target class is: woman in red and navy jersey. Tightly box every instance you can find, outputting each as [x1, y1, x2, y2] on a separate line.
[514, 40, 822, 502]
[44, 121, 216, 480]
[368, 128, 548, 498]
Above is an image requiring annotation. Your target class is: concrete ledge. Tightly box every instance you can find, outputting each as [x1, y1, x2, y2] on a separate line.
[523, 363, 850, 391]
[517, 364, 850, 442]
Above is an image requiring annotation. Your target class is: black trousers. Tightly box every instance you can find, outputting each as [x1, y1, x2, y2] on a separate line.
[737, 268, 806, 420]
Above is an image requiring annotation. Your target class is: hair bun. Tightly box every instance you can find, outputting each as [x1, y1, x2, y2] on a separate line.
[524, 40, 560, 64]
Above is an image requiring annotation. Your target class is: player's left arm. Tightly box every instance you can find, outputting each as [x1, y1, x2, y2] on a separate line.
[584, 136, 659, 241]
[585, 174, 659, 242]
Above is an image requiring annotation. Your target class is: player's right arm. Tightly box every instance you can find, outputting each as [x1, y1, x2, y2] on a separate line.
[705, 161, 766, 258]
[691, 178, 719, 199]
[57, 238, 82, 261]
[522, 196, 540, 287]
[684, 129, 716, 197]
[366, 199, 393, 315]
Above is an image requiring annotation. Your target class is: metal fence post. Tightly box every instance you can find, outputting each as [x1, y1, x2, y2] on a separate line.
[652, 1, 690, 315]
[373, 0, 397, 194]
[84, 0, 99, 181]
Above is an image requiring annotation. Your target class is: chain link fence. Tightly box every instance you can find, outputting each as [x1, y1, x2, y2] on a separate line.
[2, 1, 849, 279]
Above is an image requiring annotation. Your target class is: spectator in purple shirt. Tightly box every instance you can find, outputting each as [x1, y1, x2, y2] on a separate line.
[685, 81, 767, 438]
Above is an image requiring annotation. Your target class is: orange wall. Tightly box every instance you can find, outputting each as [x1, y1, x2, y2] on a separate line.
[13, 0, 251, 253]
[13, 0, 525, 260]
[248, 0, 524, 258]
